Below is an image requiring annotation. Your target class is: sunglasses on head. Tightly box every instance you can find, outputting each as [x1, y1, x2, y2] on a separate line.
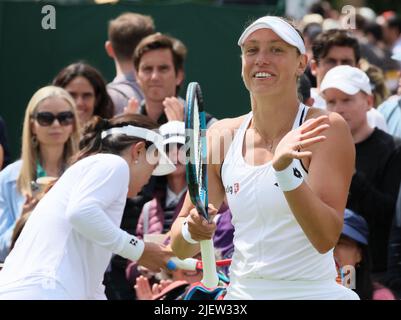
[32, 111, 74, 126]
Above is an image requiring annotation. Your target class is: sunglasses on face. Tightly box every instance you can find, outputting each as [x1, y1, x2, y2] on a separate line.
[32, 111, 74, 126]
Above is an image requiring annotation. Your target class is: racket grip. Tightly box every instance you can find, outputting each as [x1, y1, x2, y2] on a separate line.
[200, 239, 219, 288]
[167, 257, 198, 271]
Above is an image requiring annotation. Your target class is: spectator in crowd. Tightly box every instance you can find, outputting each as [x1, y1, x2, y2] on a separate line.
[321, 65, 401, 280]
[355, 15, 401, 92]
[0, 116, 11, 170]
[385, 185, 401, 299]
[135, 121, 187, 239]
[297, 74, 315, 107]
[378, 53, 401, 138]
[381, 15, 401, 59]
[0, 86, 80, 262]
[310, 29, 388, 132]
[132, 33, 217, 127]
[352, 14, 394, 71]
[9, 178, 57, 252]
[105, 12, 155, 115]
[104, 33, 218, 300]
[125, 120, 186, 295]
[302, 20, 323, 88]
[53, 62, 114, 127]
[335, 209, 396, 300]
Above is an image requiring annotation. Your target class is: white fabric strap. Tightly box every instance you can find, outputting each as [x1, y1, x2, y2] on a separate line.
[273, 160, 304, 192]
[181, 216, 199, 244]
[119, 233, 145, 262]
[238, 16, 306, 54]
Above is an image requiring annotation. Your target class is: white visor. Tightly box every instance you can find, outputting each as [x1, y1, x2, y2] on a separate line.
[101, 126, 176, 176]
[238, 16, 306, 54]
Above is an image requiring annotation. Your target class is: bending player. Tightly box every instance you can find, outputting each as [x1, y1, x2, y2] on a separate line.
[0, 114, 174, 299]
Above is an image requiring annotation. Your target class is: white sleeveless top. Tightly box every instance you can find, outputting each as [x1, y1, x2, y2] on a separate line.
[221, 104, 358, 300]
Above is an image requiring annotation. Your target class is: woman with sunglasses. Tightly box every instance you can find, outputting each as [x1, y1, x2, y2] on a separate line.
[53, 62, 114, 128]
[0, 86, 80, 263]
[0, 113, 175, 299]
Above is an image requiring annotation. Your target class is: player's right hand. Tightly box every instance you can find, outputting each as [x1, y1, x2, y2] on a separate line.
[186, 204, 218, 241]
[137, 242, 173, 273]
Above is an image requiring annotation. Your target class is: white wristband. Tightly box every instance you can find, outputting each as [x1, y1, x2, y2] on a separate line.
[273, 160, 304, 192]
[181, 217, 199, 244]
[119, 233, 145, 262]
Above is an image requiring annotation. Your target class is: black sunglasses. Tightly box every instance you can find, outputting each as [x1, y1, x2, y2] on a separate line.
[33, 111, 75, 127]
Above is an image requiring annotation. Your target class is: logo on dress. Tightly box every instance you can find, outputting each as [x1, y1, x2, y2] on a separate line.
[225, 183, 240, 195]
[130, 238, 138, 246]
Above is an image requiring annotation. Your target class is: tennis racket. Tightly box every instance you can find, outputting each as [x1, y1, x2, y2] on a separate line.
[185, 82, 219, 288]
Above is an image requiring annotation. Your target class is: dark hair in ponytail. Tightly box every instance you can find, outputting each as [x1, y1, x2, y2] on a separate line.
[71, 114, 158, 163]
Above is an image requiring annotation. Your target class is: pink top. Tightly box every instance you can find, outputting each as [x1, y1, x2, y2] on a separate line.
[373, 283, 396, 300]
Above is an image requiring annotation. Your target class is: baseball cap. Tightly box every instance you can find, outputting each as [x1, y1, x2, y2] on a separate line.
[342, 209, 369, 245]
[320, 65, 372, 95]
[238, 16, 306, 55]
[101, 125, 176, 176]
[159, 121, 185, 146]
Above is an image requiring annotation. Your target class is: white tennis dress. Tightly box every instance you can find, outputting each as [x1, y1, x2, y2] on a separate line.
[221, 104, 359, 300]
[0, 154, 136, 300]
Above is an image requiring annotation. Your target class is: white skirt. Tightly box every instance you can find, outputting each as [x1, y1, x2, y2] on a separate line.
[224, 277, 359, 300]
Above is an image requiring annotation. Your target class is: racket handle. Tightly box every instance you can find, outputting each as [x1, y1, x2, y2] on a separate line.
[167, 257, 232, 271]
[167, 257, 198, 271]
[200, 239, 219, 288]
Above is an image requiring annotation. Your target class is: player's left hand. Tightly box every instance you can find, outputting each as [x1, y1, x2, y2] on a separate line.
[272, 115, 330, 171]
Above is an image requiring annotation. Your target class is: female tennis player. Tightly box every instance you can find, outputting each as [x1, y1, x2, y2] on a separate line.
[0, 114, 175, 299]
[170, 16, 359, 299]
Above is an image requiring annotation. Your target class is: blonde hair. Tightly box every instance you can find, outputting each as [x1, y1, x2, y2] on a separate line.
[17, 86, 80, 196]
[360, 59, 390, 108]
